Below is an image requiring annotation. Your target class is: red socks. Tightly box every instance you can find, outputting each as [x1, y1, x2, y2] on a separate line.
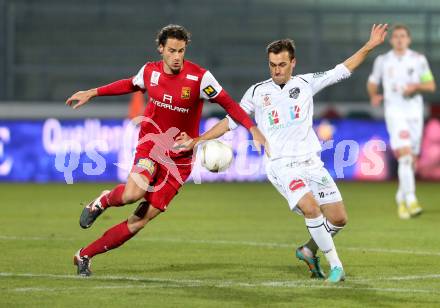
[80, 220, 135, 258]
[100, 184, 125, 209]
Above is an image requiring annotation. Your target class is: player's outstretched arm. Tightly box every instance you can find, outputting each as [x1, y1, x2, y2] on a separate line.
[344, 24, 388, 72]
[66, 78, 140, 109]
[198, 118, 230, 142]
[198, 119, 269, 157]
[175, 118, 269, 157]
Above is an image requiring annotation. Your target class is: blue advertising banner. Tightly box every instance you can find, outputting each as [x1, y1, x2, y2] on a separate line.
[0, 118, 392, 183]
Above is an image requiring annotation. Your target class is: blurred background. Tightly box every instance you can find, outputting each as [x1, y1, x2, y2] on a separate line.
[0, 0, 439, 182]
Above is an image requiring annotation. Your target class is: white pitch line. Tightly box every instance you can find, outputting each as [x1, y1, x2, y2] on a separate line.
[7, 285, 438, 295]
[139, 237, 292, 248]
[0, 235, 76, 241]
[1, 272, 439, 295]
[3, 271, 440, 284]
[1, 234, 440, 257]
[0, 272, 210, 285]
[12, 284, 167, 292]
[353, 274, 440, 282]
[137, 238, 440, 257]
[343, 246, 440, 257]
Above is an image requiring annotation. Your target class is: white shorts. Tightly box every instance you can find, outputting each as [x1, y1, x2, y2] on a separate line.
[266, 155, 342, 215]
[385, 115, 423, 155]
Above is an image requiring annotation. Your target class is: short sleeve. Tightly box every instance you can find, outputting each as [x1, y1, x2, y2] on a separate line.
[132, 65, 146, 89]
[368, 56, 384, 85]
[301, 64, 352, 96]
[418, 55, 434, 83]
[226, 85, 255, 130]
[200, 71, 223, 100]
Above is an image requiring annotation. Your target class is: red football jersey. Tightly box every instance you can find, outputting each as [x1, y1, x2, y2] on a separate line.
[97, 59, 254, 159]
[132, 60, 222, 150]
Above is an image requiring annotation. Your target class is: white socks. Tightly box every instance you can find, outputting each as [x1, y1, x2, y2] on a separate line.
[324, 219, 345, 236]
[397, 155, 416, 204]
[305, 215, 342, 269]
[395, 186, 404, 204]
[304, 218, 344, 254]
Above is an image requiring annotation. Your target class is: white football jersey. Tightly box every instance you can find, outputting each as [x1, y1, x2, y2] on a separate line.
[228, 64, 351, 160]
[368, 49, 433, 118]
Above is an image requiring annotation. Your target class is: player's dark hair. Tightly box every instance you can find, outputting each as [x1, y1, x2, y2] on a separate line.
[266, 39, 296, 60]
[391, 24, 411, 37]
[156, 24, 191, 46]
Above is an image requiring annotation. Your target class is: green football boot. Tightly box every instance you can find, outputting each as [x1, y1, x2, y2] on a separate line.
[326, 266, 345, 283]
[295, 246, 325, 279]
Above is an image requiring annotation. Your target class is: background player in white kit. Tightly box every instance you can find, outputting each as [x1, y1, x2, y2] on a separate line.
[185, 24, 388, 283]
[367, 24, 436, 219]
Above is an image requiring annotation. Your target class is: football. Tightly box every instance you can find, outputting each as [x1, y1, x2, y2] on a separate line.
[200, 140, 234, 172]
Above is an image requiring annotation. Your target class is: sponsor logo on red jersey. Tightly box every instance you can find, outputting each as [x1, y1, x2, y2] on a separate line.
[203, 85, 217, 98]
[150, 71, 160, 86]
[186, 74, 199, 81]
[136, 158, 156, 176]
[149, 97, 189, 113]
[163, 94, 173, 104]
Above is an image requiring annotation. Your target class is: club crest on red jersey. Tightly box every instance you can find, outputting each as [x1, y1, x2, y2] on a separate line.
[181, 87, 191, 99]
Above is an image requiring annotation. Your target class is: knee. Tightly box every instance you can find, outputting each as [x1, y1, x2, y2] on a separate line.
[327, 203, 348, 227]
[331, 215, 348, 227]
[298, 200, 321, 218]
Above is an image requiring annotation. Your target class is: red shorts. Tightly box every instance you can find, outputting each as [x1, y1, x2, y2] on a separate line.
[131, 147, 193, 211]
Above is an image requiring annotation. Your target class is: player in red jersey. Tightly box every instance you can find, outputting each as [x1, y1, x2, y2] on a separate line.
[65, 24, 267, 276]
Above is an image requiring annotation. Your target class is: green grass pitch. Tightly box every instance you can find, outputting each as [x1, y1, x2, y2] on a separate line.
[0, 182, 439, 307]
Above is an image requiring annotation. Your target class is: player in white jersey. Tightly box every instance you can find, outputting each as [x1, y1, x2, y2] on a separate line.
[367, 24, 436, 219]
[181, 24, 388, 283]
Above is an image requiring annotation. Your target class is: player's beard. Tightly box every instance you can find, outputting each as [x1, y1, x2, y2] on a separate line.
[165, 60, 182, 75]
[165, 63, 181, 75]
[171, 67, 181, 74]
